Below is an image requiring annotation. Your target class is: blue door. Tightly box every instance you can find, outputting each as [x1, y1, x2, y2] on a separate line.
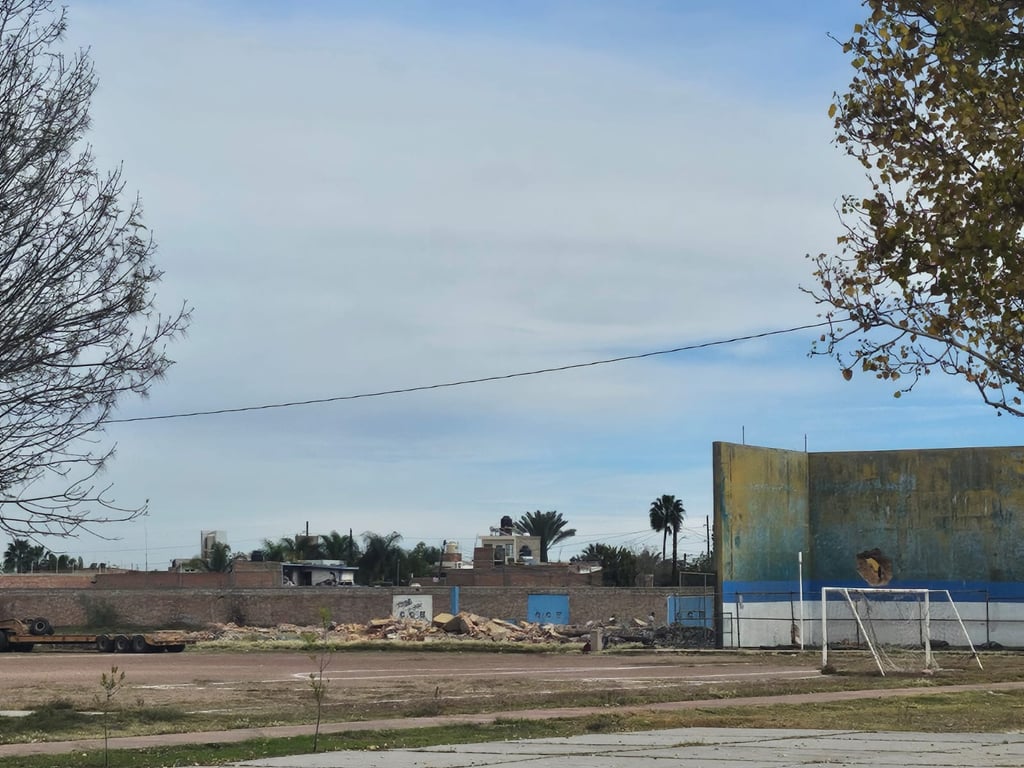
[527, 594, 569, 625]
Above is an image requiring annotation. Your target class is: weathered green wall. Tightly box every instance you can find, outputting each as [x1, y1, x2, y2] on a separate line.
[714, 442, 1024, 587]
[809, 446, 1024, 582]
[713, 442, 810, 583]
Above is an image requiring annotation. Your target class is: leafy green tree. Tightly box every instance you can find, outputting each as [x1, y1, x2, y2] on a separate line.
[635, 547, 662, 583]
[319, 530, 360, 564]
[649, 495, 685, 584]
[681, 550, 715, 574]
[405, 541, 441, 580]
[358, 531, 403, 585]
[513, 510, 576, 563]
[0, 0, 189, 536]
[575, 544, 639, 587]
[45, 552, 75, 572]
[807, 0, 1024, 416]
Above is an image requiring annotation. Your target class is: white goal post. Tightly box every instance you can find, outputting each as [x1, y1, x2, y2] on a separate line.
[821, 587, 983, 675]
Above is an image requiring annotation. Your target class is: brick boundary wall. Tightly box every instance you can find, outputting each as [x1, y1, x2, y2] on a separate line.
[0, 586, 711, 630]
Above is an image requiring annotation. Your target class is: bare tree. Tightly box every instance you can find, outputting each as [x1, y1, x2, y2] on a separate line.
[0, 1, 189, 536]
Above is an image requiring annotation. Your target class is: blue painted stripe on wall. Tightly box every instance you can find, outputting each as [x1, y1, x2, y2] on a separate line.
[723, 580, 1022, 603]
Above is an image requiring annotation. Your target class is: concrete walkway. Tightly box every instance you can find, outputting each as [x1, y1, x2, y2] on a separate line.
[223, 728, 1024, 768]
[4, 681, 1024, 766]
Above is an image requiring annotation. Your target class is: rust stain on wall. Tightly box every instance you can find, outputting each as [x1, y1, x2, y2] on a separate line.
[715, 442, 1024, 585]
[713, 442, 809, 583]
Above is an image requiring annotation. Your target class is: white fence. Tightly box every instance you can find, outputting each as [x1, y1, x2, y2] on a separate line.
[720, 589, 1018, 649]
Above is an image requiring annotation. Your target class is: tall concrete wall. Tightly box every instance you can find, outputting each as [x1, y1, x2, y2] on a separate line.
[809, 446, 1024, 583]
[0, 586, 708, 630]
[714, 441, 1024, 646]
[713, 442, 810, 585]
[715, 442, 1024, 588]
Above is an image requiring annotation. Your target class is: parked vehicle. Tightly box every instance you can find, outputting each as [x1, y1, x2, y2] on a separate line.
[0, 617, 191, 653]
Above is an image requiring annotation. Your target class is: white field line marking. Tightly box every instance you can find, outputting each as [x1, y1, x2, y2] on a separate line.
[279, 667, 816, 684]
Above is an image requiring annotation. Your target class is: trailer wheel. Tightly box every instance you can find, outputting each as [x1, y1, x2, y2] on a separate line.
[96, 634, 114, 653]
[0, 632, 8, 652]
[113, 635, 130, 653]
[165, 643, 186, 653]
[131, 635, 149, 653]
[29, 618, 51, 636]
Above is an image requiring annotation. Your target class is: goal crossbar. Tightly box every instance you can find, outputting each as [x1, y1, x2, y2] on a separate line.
[821, 587, 982, 675]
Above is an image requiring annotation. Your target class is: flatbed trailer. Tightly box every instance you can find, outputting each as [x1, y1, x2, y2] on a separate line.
[0, 618, 191, 653]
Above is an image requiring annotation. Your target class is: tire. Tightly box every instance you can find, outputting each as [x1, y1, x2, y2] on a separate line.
[165, 643, 186, 653]
[29, 618, 51, 636]
[113, 635, 130, 653]
[95, 634, 114, 653]
[0, 632, 8, 652]
[131, 635, 149, 653]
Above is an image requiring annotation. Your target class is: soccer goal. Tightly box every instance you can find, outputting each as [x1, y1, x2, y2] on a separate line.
[821, 587, 983, 675]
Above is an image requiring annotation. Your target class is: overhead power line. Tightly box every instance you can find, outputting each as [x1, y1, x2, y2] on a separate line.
[107, 320, 830, 425]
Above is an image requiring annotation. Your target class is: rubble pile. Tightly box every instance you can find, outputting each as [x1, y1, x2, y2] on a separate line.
[603, 623, 716, 649]
[201, 611, 715, 649]
[202, 611, 576, 645]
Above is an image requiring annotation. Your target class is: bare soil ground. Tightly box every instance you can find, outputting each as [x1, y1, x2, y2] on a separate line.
[3, 644, 1024, 761]
[0, 646, 822, 723]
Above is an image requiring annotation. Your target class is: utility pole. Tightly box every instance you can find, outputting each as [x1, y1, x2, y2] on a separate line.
[706, 515, 711, 557]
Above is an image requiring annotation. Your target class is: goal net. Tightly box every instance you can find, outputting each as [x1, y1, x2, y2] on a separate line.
[821, 587, 982, 675]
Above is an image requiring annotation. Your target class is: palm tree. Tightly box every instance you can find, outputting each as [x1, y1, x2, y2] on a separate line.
[207, 542, 232, 572]
[260, 535, 322, 562]
[513, 510, 576, 563]
[260, 538, 294, 563]
[320, 530, 360, 564]
[3, 539, 32, 573]
[359, 531, 403, 585]
[649, 504, 670, 562]
[3, 539, 48, 573]
[649, 495, 685, 584]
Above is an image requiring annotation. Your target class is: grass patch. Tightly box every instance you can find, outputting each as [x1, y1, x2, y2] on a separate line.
[3, 690, 1024, 768]
[0, 701, 194, 745]
[4, 648, 1024, 766]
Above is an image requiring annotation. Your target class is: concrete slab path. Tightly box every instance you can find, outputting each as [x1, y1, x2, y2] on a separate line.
[4, 681, 1023, 766]
[224, 728, 1024, 768]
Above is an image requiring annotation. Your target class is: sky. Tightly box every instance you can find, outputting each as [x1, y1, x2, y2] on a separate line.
[15, 0, 1024, 569]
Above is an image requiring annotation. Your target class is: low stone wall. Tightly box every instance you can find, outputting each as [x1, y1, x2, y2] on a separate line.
[0, 586, 711, 630]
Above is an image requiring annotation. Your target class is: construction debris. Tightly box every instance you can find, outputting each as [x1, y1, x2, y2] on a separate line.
[201, 611, 570, 645]
[199, 610, 712, 648]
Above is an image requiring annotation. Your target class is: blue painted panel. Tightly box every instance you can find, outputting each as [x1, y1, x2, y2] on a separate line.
[527, 594, 569, 625]
[450, 586, 460, 615]
[668, 595, 712, 627]
[724, 578, 1010, 603]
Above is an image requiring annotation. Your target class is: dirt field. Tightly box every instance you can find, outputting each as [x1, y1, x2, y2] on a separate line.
[0, 647, 821, 722]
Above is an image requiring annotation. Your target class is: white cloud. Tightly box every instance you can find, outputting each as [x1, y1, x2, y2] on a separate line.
[20, 1, 1014, 568]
